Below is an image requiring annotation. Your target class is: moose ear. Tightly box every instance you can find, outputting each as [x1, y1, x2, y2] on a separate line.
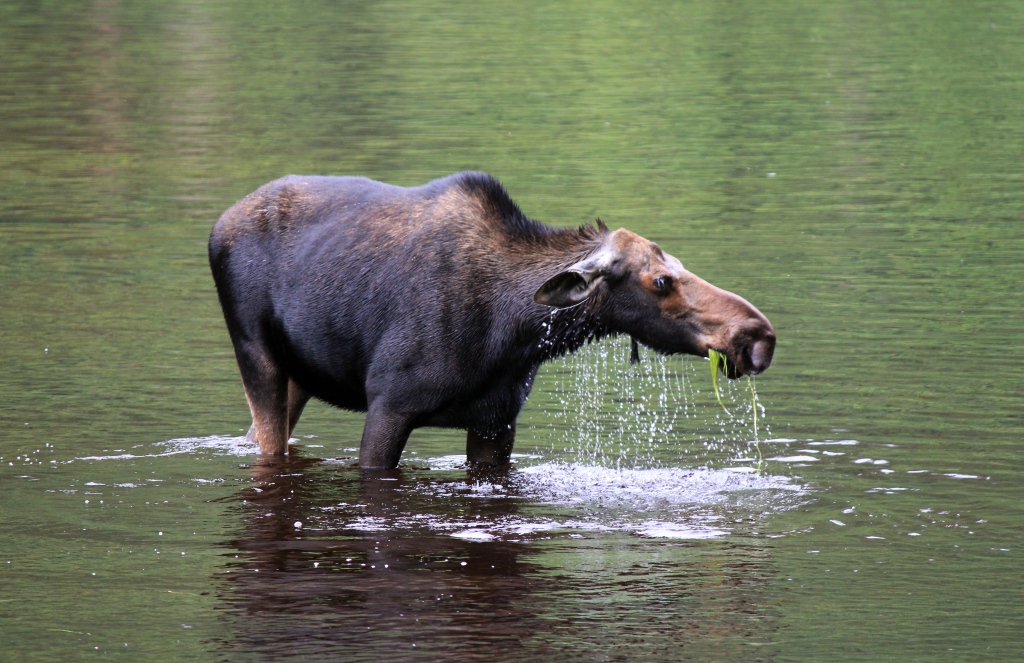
[534, 248, 620, 308]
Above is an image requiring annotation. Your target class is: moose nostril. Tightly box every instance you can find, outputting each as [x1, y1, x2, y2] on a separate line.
[748, 338, 774, 374]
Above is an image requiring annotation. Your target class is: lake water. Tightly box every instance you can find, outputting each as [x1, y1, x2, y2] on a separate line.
[1, 1, 1022, 660]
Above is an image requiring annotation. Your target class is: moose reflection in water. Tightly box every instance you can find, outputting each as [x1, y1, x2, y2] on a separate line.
[210, 455, 785, 660]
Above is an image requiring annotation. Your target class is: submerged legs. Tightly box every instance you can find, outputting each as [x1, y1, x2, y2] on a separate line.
[466, 423, 516, 466]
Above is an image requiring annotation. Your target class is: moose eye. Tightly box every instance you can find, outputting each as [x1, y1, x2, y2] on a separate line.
[652, 276, 673, 293]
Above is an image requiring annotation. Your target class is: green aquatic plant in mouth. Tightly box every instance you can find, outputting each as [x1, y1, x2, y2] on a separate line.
[707, 348, 732, 416]
[708, 348, 764, 472]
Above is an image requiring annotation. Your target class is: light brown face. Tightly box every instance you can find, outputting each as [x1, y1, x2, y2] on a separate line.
[536, 228, 775, 377]
[622, 230, 775, 375]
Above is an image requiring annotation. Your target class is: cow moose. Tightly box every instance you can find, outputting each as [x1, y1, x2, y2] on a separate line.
[209, 172, 775, 468]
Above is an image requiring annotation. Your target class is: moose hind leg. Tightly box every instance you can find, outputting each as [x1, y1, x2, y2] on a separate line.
[287, 379, 311, 438]
[467, 423, 516, 466]
[245, 379, 309, 449]
[238, 350, 289, 455]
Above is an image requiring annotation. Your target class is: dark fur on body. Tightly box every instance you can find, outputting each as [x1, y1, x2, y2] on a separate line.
[210, 172, 775, 468]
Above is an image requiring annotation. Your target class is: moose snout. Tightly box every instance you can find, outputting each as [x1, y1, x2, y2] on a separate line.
[743, 336, 775, 375]
[726, 315, 776, 377]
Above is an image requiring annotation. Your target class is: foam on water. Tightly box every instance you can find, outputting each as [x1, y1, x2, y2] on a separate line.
[451, 529, 497, 541]
[74, 435, 257, 462]
[315, 455, 810, 542]
[512, 462, 800, 507]
[634, 522, 730, 539]
[327, 510, 744, 542]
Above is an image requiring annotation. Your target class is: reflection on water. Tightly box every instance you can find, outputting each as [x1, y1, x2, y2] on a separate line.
[212, 455, 786, 661]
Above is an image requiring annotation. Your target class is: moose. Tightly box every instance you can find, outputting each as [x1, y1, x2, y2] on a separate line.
[209, 172, 775, 468]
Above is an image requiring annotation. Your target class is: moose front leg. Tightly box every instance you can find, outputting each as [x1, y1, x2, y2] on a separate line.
[359, 403, 414, 469]
[466, 423, 516, 466]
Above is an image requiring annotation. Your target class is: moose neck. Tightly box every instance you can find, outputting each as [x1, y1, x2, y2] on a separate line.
[503, 231, 615, 366]
[531, 301, 613, 363]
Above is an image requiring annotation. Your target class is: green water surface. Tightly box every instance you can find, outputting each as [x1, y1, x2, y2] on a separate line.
[1, 1, 1022, 661]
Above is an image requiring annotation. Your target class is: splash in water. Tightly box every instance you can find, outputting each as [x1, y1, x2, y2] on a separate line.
[538, 336, 769, 470]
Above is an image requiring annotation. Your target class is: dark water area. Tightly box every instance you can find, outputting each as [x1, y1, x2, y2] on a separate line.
[1, 1, 1022, 661]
